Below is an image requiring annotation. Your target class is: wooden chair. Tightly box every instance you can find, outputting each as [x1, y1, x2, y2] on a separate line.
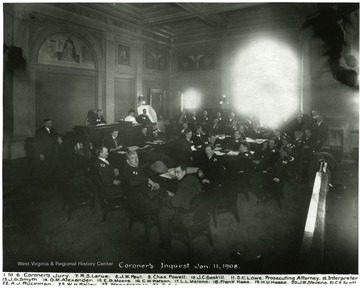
[170, 198, 214, 257]
[62, 173, 96, 220]
[91, 168, 127, 221]
[212, 184, 240, 228]
[124, 184, 160, 242]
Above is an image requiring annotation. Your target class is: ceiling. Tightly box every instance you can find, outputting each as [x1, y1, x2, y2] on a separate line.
[81, 2, 267, 32]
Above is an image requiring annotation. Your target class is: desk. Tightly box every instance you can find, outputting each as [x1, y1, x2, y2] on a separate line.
[73, 122, 152, 147]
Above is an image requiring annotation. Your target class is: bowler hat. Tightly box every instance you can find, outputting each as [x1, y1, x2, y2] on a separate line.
[150, 161, 168, 174]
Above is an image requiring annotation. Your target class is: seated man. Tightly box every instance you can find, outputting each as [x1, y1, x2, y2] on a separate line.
[104, 130, 126, 152]
[273, 128, 282, 149]
[124, 109, 138, 125]
[227, 129, 245, 151]
[226, 141, 253, 174]
[158, 164, 202, 249]
[137, 108, 151, 125]
[203, 133, 222, 148]
[198, 144, 225, 190]
[94, 146, 122, 197]
[90, 109, 107, 126]
[103, 130, 127, 168]
[176, 128, 194, 166]
[246, 121, 264, 139]
[137, 126, 154, 148]
[260, 138, 281, 172]
[192, 124, 207, 147]
[209, 118, 223, 135]
[259, 146, 292, 206]
[122, 151, 165, 200]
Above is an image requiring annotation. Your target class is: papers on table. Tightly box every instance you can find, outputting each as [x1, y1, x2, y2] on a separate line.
[245, 137, 256, 143]
[127, 146, 139, 151]
[146, 140, 164, 145]
[227, 150, 240, 156]
[255, 139, 268, 144]
[216, 134, 232, 140]
[214, 151, 226, 156]
[117, 151, 127, 154]
[245, 137, 268, 144]
[214, 147, 222, 151]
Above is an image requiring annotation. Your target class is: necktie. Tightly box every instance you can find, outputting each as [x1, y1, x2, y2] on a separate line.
[114, 139, 118, 149]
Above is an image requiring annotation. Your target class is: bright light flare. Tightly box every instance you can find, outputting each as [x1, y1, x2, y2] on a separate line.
[182, 89, 201, 110]
[232, 38, 300, 127]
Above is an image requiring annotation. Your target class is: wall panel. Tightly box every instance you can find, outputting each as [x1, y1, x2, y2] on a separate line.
[36, 71, 96, 132]
[114, 78, 135, 121]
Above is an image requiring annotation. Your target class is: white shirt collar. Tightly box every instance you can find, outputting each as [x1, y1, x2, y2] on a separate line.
[99, 157, 109, 165]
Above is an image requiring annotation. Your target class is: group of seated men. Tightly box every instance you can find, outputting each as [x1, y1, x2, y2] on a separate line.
[34, 107, 329, 248]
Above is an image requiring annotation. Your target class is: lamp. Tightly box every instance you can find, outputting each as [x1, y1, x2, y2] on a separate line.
[219, 94, 229, 105]
[138, 94, 146, 105]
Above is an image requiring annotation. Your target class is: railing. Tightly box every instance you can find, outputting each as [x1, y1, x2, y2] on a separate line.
[297, 160, 330, 273]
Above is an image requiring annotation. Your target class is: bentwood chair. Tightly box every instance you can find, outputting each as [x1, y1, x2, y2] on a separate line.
[91, 168, 127, 221]
[124, 184, 160, 242]
[212, 184, 240, 228]
[170, 198, 214, 257]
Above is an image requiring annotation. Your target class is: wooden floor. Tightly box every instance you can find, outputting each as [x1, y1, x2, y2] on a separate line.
[2, 159, 358, 274]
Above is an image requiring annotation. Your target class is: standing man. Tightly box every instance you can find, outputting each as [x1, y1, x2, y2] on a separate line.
[312, 115, 329, 150]
[34, 118, 62, 187]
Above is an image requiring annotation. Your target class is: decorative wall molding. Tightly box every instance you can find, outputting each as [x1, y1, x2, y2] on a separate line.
[177, 53, 216, 72]
[144, 47, 169, 72]
[37, 32, 96, 69]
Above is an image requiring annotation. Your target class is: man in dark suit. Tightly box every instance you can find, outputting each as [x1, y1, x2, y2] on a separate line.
[103, 130, 126, 169]
[137, 126, 154, 147]
[312, 115, 329, 149]
[246, 121, 264, 139]
[158, 164, 202, 249]
[90, 109, 107, 126]
[122, 151, 165, 201]
[259, 146, 293, 207]
[198, 110, 211, 129]
[192, 125, 207, 147]
[209, 118, 223, 135]
[137, 109, 151, 125]
[103, 130, 126, 152]
[198, 144, 225, 189]
[94, 146, 122, 197]
[261, 138, 281, 172]
[34, 118, 62, 186]
[176, 128, 194, 166]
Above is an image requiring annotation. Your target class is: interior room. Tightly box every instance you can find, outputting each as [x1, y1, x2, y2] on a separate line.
[2, 2, 359, 275]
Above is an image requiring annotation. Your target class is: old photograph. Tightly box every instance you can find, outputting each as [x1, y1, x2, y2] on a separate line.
[2, 1, 359, 279]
